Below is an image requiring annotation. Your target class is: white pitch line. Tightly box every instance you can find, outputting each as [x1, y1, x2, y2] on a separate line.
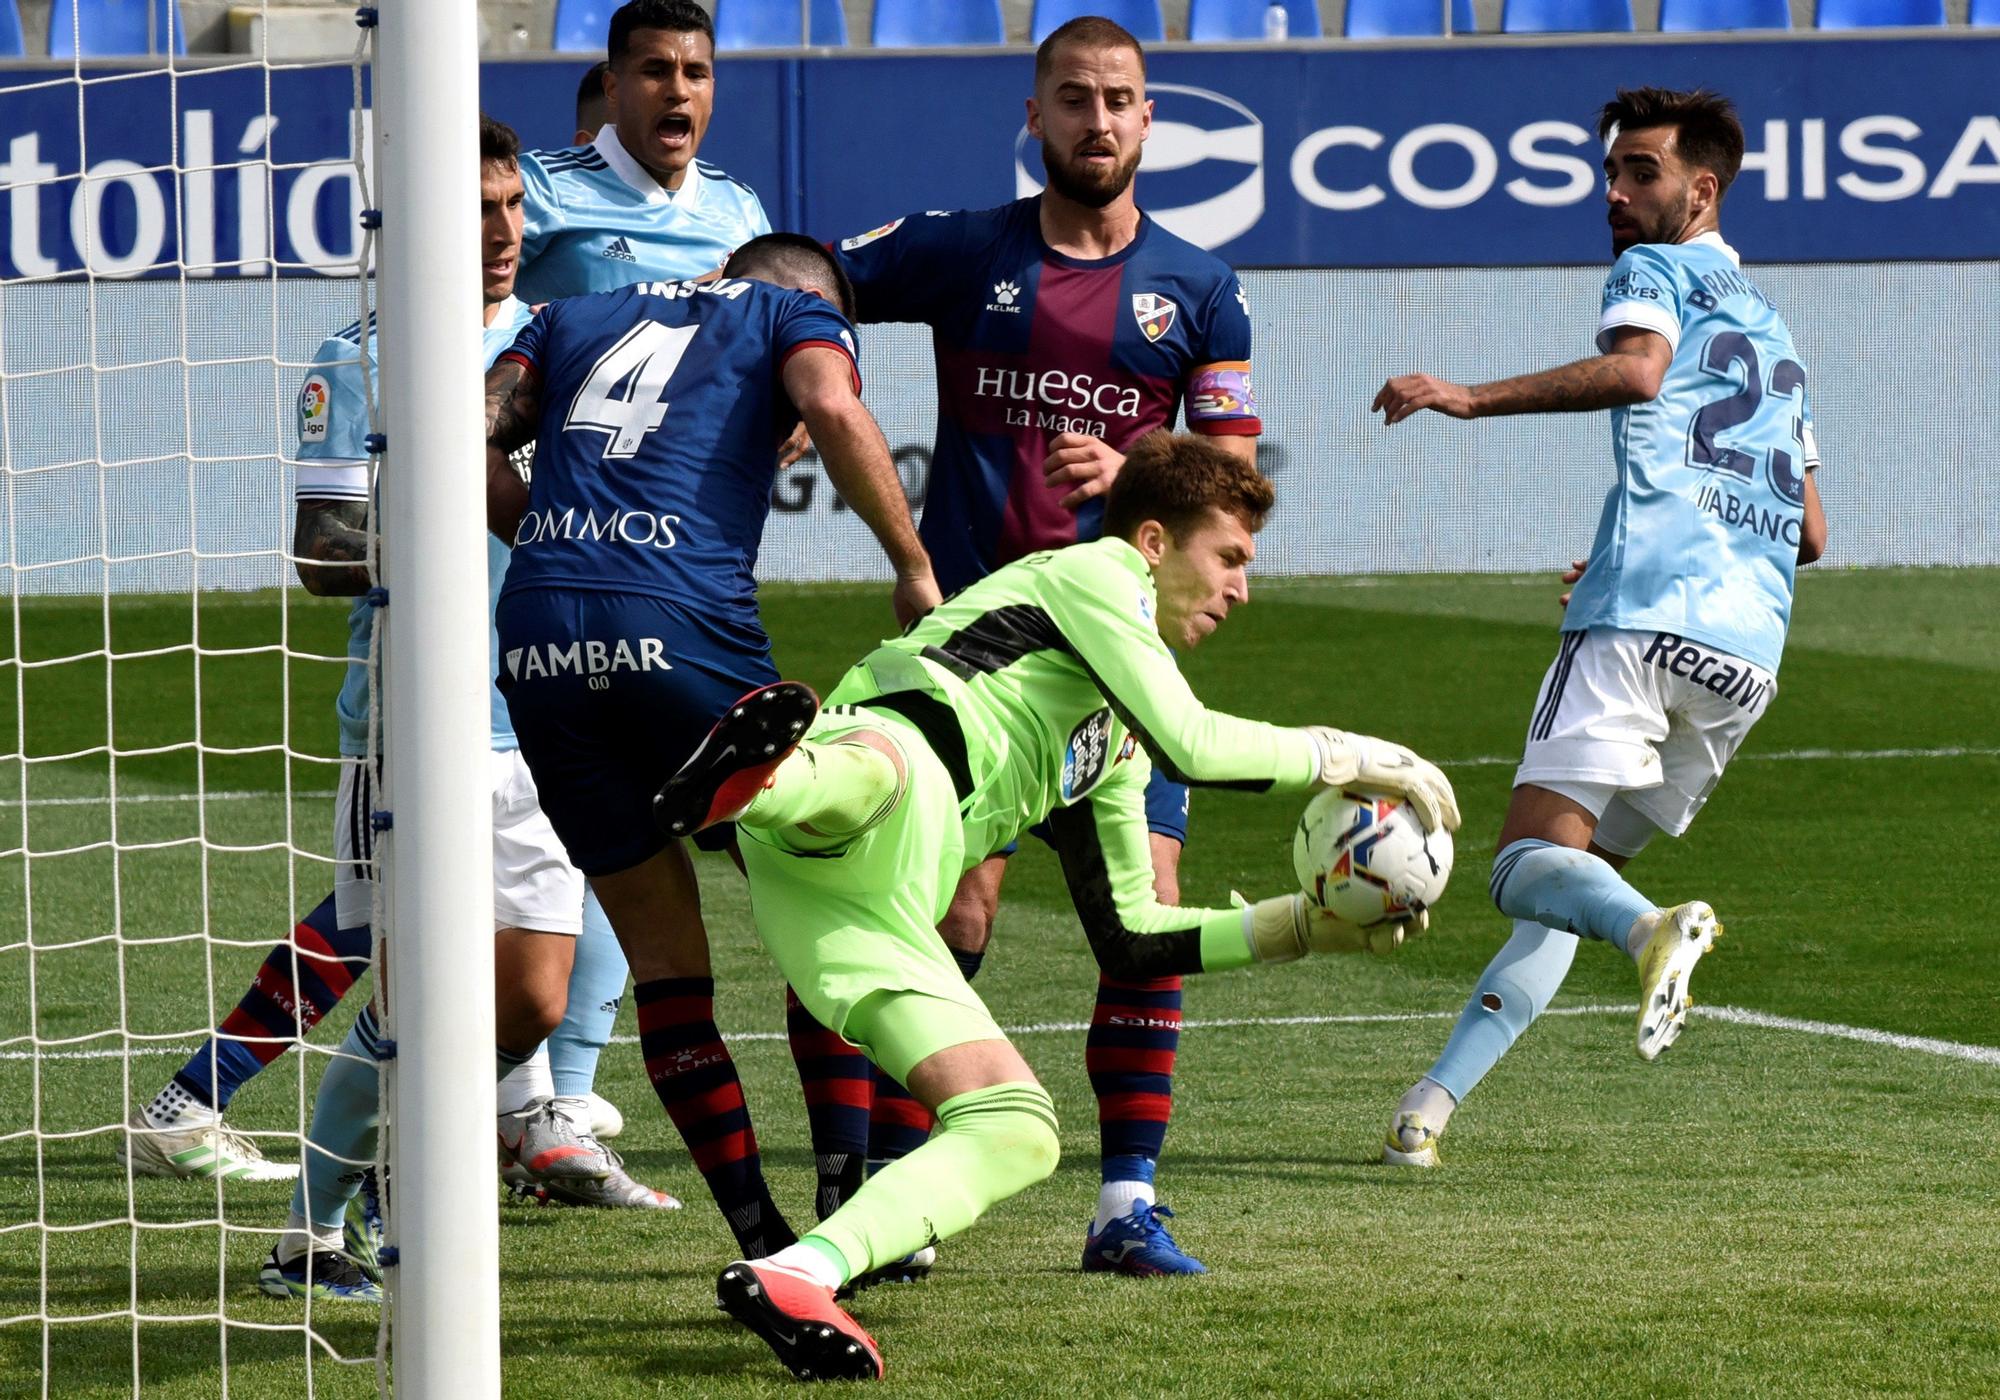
[2, 744, 1988, 808]
[1696, 1004, 2000, 1068]
[0, 790, 337, 809]
[6, 1004, 1994, 1070]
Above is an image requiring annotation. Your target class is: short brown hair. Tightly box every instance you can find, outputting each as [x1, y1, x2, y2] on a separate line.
[1034, 16, 1146, 88]
[1102, 432, 1272, 542]
[1598, 87, 1744, 201]
[479, 113, 519, 168]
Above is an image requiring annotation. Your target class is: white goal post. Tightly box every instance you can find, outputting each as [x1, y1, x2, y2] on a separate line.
[373, 0, 501, 1395]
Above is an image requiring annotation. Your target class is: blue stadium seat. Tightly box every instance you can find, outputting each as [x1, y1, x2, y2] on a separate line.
[715, 0, 847, 49]
[1500, 0, 1634, 31]
[1031, 0, 1165, 43]
[1815, 0, 1943, 25]
[1660, 0, 1790, 28]
[871, 0, 1005, 47]
[1972, 0, 2000, 24]
[1345, 0, 1478, 36]
[553, 0, 616, 53]
[1188, 0, 1325, 39]
[49, 0, 185, 56]
[0, 2, 24, 57]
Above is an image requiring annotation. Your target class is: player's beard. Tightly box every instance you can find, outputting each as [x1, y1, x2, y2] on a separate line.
[1041, 138, 1142, 211]
[1612, 186, 1691, 255]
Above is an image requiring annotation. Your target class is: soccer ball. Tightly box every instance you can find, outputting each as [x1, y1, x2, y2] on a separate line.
[1292, 787, 1453, 927]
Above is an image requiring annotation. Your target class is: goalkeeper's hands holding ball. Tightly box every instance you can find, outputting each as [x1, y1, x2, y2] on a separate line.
[1236, 892, 1430, 964]
[1300, 726, 1460, 835]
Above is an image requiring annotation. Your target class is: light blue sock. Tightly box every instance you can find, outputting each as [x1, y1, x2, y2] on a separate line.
[1489, 839, 1653, 955]
[1425, 920, 1580, 1103]
[292, 1006, 382, 1234]
[549, 893, 627, 1100]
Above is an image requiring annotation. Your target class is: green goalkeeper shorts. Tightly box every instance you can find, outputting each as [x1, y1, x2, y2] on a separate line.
[737, 708, 1005, 1086]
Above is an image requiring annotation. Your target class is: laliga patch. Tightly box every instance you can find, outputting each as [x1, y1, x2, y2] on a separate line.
[840, 218, 904, 252]
[297, 375, 330, 441]
[1131, 292, 1178, 343]
[1059, 707, 1115, 802]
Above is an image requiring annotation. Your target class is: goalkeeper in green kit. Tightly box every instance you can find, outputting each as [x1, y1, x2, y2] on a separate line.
[652, 432, 1461, 1383]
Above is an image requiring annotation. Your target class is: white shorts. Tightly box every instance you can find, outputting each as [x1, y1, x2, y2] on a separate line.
[332, 749, 586, 936]
[1514, 628, 1775, 849]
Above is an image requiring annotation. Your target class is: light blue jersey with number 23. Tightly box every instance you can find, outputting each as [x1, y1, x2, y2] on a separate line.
[1562, 232, 1819, 675]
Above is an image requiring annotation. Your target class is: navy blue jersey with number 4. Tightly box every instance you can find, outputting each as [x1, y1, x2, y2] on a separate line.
[497, 277, 860, 628]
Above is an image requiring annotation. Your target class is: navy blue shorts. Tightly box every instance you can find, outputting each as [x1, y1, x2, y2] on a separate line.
[495, 588, 778, 876]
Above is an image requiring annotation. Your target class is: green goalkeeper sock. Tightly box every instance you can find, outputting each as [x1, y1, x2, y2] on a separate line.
[745, 739, 902, 849]
[802, 1081, 1061, 1283]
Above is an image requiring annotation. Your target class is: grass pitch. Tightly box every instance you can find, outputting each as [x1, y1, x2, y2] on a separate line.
[2, 567, 1997, 1398]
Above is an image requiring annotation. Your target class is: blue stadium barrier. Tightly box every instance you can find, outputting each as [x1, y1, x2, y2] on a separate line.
[0, 2, 24, 57]
[49, 0, 184, 57]
[1660, 0, 1791, 28]
[1816, 0, 1944, 25]
[1973, 0, 2000, 24]
[1346, 0, 1478, 36]
[553, 0, 616, 53]
[1031, 0, 1165, 43]
[1500, 0, 1634, 31]
[1189, 0, 1325, 40]
[871, 0, 1005, 47]
[715, 0, 847, 49]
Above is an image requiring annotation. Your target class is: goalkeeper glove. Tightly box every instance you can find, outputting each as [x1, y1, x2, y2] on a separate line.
[1301, 727, 1461, 833]
[1238, 892, 1428, 962]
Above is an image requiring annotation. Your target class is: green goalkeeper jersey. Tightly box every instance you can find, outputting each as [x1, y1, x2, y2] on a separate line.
[824, 535, 1321, 977]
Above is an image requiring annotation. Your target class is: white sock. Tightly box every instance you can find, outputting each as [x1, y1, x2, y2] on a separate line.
[548, 1093, 593, 1134]
[144, 1082, 218, 1131]
[762, 1242, 845, 1292]
[495, 1046, 553, 1116]
[277, 1210, 343, 1264]
[1395, 1076, 1458, 1134]
[1627, 911, 1657, 963]
[1093, 1179, 1154, 1235]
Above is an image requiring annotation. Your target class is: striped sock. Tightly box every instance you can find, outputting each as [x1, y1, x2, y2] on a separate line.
[634, 976, 794, 1257]
[174, 893, 369, 1112]
[1087, 973, 1182, 1190]
[784, 986, 873, 1220]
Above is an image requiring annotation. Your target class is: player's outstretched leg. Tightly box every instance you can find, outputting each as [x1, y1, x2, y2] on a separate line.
[1490, 839, 1721, 1060]
[123, 893, 367, 1182]
[1082, 973, 1203, 1275]
[652, 682, 820, 838]
[1384, 920, 1580, 1166]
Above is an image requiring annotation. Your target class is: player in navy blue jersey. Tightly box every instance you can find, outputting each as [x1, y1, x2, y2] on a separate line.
[826, 16, 1263, 1277]
[482, 234, 938, 1260]
[516, 1, 771, 303]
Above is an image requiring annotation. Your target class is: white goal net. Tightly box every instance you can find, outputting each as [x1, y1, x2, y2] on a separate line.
[0, 5, 423, 1395]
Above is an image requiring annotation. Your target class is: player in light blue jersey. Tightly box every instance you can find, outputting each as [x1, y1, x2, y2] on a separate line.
[1370, 87, 1829, 1167]
[515, 0, 770, 303]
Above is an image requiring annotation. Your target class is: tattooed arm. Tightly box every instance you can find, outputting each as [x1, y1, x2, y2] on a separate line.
[484, 354, 541, 542]
[1371, 326, 1671, 426]
[293, 497, 371, 596]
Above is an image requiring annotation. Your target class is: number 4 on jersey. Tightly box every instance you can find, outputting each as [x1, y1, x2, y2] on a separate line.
[565, 321, 700, 460]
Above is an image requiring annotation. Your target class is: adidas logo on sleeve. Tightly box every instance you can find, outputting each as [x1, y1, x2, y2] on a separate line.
[602, 237, 638, 263]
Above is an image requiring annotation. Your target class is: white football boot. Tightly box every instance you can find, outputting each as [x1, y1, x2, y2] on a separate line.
[1382, 1111, 1442, 1168]
[117, 1108, 298, 1182]
[1633, 900, 1723, 1061]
